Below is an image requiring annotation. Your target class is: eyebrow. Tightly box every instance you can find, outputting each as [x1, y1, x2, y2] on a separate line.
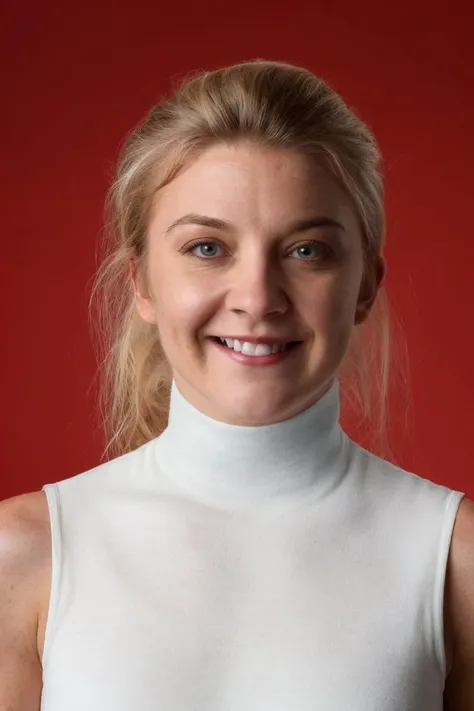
[164, 212, 346, 236]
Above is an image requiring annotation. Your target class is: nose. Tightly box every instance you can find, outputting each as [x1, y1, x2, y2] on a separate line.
[225, 258, 290, 320]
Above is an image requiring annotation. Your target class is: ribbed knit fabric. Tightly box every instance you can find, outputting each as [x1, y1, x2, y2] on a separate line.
[40, 379, 464, 710]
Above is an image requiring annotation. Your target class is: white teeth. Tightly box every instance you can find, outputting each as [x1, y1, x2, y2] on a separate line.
[241, 342, 258, 356]
[219, 338, 288, 356]
[255, 344, 274, 356]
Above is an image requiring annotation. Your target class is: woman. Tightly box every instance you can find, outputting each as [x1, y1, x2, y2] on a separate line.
[1, 60, 472, 710]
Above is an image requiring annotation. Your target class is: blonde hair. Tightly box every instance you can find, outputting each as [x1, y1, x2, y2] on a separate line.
[89, 59, 409, 462]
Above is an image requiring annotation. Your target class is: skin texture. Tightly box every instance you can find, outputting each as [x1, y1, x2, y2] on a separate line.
[0, 491, 50, 710]
[443, 496, 474, 709]
[137, 143, 385, 426]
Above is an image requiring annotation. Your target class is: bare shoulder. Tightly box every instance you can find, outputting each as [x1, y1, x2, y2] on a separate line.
[0, 488, 50, 535]
[0, 490, 51, 580]
[444, 496, 474, 710]
[0, 491, 51, 710]
[0, 490, 51, 636]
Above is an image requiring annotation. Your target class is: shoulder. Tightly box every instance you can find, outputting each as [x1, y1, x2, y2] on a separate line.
[0, 491, 51, 668]
[0, 490, 51, 567]
[449, 495, 474, 558]
[444, 496, 474, 708]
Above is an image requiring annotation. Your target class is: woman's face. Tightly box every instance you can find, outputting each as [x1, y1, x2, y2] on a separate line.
[136, 143, 384, 425]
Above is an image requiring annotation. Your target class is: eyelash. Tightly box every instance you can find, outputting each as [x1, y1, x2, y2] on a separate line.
[181, 239, 334, 262]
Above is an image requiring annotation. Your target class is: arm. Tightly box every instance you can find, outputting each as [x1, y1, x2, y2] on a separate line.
[0, 491, 51, 710]
[444, 496, 474, 710]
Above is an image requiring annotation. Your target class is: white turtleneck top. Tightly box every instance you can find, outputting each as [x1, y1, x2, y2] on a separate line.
[41, 380, 464, 710]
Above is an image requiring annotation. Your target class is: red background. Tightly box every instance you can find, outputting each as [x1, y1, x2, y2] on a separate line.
[2, 1, 473, 500]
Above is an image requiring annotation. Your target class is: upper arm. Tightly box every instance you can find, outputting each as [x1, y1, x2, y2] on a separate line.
[444, 496, 474, 711]
[0, 491, 51, 711]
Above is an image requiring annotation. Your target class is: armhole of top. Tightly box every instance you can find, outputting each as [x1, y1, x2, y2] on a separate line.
[432, 488, 465, 682]
[41, 483, 63, 672]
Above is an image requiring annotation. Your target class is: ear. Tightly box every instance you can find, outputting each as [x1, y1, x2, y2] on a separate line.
[354, 255, 387, 326]
[129, 256, 157, 325]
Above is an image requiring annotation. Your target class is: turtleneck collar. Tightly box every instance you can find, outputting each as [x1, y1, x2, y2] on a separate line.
[154, 378, 347, 509]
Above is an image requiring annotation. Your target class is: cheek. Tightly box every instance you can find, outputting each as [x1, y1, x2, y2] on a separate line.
[153, 273, 217, 341]
[300, 272, 361, 367]
[301, 271, 360, 328]
[329, 279, 360, 326]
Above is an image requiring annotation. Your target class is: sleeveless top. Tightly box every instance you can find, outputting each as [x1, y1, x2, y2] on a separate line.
[40, 379, 464, 710]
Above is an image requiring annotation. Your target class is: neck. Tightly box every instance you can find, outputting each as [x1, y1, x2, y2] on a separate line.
[154, 378, 346, 509]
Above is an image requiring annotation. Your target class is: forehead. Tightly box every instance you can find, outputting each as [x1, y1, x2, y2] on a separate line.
[149, 143, 359, 234]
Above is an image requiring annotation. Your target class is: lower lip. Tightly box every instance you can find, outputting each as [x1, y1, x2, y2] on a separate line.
[210, 339, 302, 366]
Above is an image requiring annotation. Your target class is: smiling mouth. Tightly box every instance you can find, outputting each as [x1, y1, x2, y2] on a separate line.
[210, 336, 302, 356]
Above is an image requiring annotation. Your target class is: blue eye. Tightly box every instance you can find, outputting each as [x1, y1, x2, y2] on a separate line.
[185, 241, 223, 259]
[290, 242, 330, 260]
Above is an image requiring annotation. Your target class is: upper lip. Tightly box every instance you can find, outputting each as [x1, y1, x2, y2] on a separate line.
[213, 335, 301, 345]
